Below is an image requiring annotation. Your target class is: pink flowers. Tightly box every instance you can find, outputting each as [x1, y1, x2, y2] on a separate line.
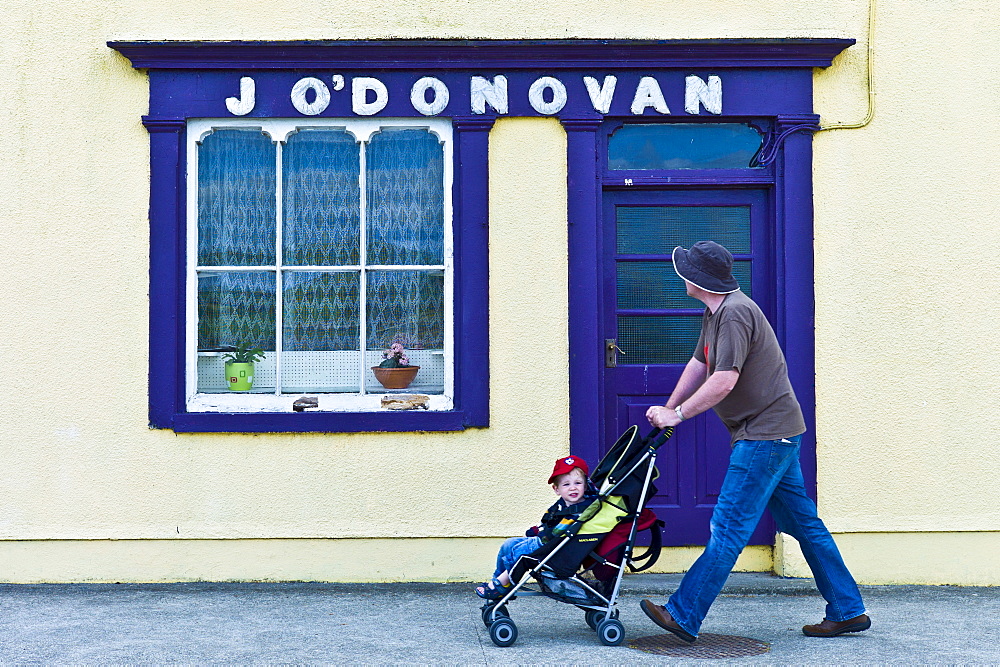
[379, 341, 412, 368]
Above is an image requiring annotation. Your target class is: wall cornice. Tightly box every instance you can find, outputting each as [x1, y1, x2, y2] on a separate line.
[109, 38, 855, 70]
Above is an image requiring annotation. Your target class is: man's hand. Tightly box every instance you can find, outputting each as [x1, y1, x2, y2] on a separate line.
[647, 405, 682, 428]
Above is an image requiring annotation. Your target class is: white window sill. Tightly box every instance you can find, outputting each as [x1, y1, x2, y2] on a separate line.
[187, 392, 454, 413]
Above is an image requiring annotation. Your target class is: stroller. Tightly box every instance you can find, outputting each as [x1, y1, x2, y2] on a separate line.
[480, 425, 673, 647]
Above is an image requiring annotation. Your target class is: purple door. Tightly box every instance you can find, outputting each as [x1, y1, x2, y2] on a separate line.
[601, 188, 775, 546]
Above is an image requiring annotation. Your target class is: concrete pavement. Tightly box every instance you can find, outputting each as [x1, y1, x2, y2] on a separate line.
[1, 573, 996, 664]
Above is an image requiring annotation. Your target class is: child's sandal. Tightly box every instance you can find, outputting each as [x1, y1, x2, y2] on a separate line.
[475, 577, 511, 600]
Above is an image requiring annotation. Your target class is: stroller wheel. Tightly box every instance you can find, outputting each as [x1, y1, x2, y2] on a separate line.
[586, 608, 618, 630]
[597, 618, 625, 646]
[481, 602, 510, 627]
[488, 618, 518, 647]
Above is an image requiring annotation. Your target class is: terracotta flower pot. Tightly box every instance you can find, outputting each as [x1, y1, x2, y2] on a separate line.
[371, 365, 420, 389]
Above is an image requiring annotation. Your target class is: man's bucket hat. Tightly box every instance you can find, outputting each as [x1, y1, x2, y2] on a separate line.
[672, 240, 740, 294]
[548, 456, 589, 484]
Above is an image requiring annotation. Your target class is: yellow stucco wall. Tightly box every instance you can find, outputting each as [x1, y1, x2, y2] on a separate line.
[1, 1, 997, 584]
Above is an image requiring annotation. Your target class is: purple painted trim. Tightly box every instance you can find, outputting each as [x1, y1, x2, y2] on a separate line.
[603, 175, 775, 187]
[773, 113, 820, 497]
[109, 39, 855, 69]
[452, 116, 496, 427]
[562, 116, 604, 469]
[171, 410, 468, 433]
[144, 117, 186, 428]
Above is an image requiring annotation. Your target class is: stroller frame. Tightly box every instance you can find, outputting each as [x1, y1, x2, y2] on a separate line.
[480, 426, 673, 647]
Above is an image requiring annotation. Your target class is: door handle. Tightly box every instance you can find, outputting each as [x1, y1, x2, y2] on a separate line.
[605, 339, 625, 368]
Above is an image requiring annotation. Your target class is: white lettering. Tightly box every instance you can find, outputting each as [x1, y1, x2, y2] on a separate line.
[410, 77, 450, 116]
[685, 75, 722, 114]
[226, 77, 256, 116]
[331, 74, 345, 91]
[528, 76, 567, 115]
[583, 76, 617, 114]
[631, 76, 670, 115]
[352, 77, 389, 116]
[291, 77, 331, 116]
[470, 75, 509, 115]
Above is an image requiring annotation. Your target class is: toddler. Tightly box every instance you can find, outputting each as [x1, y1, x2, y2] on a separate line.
[475, 455, 597, 600]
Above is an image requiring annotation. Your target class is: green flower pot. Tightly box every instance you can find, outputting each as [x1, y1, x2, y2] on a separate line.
[225, 362, 255, 391]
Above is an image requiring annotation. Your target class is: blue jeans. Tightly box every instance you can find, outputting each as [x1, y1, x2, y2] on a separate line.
[493, 536, 542, 579]
[666, 435, 865, 637]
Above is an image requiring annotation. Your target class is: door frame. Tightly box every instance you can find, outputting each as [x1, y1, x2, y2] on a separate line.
[564, 114, 820, 509]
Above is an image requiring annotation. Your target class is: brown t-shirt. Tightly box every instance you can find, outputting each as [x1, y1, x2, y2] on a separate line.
[694, 290, 806, 444]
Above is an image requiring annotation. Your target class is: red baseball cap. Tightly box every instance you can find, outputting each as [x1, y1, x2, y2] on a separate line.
[548, 456, 589, 484]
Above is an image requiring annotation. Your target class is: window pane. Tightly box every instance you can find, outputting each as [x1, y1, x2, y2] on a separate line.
[283, 129, 360, 266]
[198, 271, 276, 350]
[366, 270, 444, 351]
[366, 129, 444, 265]
[283, 271, 359, 351]
[198, 129, 276, 265]
[366, 270, 445, 395]
[608, 123, 762, 170]
[282, 270, 360, 393]
[617, 260, 752, 309]
[618, 315, 702, 365]
[617, 206, 751, 255]
[197, 271, 276, 392]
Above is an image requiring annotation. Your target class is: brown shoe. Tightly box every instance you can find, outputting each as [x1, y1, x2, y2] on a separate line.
[802, 614, 871, 637]
[639, 599, 696, 643]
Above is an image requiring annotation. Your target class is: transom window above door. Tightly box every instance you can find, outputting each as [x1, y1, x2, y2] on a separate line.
[608, 122, 765, 171]
[187, 118, 453, 413]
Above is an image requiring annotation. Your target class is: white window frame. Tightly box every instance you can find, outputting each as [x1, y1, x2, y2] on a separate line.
[184, 117, 454, 413]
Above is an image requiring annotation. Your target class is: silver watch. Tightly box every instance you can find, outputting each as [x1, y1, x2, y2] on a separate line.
[674, 405, 686, 421]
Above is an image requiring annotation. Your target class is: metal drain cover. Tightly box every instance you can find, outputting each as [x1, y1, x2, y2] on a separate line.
[629, 633, 770, 658]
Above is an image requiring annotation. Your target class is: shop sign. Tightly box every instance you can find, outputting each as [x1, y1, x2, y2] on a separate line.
[224, 74, 723, 118]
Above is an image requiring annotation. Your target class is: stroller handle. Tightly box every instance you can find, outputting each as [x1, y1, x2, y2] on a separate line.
[644, 426, 674, 450]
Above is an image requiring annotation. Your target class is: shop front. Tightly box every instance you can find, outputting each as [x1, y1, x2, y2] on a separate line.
[112, 38, 852, 549]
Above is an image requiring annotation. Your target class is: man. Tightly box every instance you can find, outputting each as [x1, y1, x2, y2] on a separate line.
[639, 240, 870, 642]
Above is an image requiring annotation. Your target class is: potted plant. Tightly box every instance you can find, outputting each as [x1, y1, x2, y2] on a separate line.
[223, 344, 265, 391]
[371, 341, 420, 389]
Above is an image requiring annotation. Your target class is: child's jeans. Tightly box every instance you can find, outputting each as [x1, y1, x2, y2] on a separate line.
[493, 536, 543, 579]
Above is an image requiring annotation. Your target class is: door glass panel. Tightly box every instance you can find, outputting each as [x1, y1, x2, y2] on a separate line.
[608, 123, 763, 170]
[617, 315, 703, 365]
[617, 206, 751, 254]
[617, 261, 752, 309]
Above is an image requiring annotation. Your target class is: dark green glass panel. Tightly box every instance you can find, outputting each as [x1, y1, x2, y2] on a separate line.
[197, 129, 276, 266]
[198, 271, 276, 350]
[366, 270, 444, 350]
[283, 271, 359, 351]
[283, 129, 360, 266]
[608, 123, 762, 170]
[616, 206, 751, 255]
[617, 315, 703, 365]
[617, 260, 752, 309]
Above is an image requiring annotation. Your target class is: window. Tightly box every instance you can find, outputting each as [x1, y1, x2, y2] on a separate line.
[187, 119, 453, 413]
[608, 123, 764, 170]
